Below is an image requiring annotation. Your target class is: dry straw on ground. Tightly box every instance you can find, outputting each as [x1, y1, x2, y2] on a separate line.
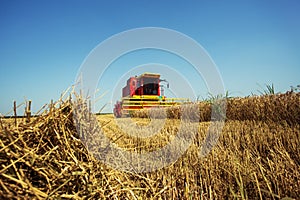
[0, 92, 299, 199]
[132, 92, 300, 125]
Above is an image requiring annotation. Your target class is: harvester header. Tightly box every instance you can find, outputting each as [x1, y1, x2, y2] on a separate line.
[114, 73, 188, 117]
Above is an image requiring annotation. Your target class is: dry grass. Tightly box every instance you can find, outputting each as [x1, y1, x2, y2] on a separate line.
[132, 92, 300, 125]
[0, 92, 299, 199]
[97, 117, 299, 199]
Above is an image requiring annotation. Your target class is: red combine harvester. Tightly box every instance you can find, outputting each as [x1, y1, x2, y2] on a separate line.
[113, 73, 189, 117]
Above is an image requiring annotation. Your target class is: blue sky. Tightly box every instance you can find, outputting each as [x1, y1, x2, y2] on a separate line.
[0, 0, 299, 114]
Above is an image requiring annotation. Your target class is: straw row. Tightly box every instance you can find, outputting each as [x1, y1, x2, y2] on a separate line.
[0, 98, 158, 199]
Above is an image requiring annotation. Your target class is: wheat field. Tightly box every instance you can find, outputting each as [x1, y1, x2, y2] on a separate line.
[0, 92, 299, 199]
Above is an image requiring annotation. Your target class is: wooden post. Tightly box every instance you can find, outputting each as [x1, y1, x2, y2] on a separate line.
[89, 100, 92, 112]
[88, 99, 91, 132]
[26, 100, 32, 123]
[50, 99, 53, 112]
[13, 101, 17, 126]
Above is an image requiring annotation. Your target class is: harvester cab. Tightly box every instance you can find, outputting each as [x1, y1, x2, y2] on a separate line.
[113, 73, 188, 118]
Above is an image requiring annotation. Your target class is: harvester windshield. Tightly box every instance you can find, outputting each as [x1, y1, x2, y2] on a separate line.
[141, 77, 159, 95]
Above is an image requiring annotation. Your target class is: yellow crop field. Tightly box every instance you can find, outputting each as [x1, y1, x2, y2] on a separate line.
[0, 92, 299, 199]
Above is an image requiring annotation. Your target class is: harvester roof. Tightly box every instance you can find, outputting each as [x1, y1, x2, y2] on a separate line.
[137, 72, 160, 79]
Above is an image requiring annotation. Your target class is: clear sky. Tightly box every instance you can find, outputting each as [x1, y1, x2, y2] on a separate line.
[0, 0, 299, 114]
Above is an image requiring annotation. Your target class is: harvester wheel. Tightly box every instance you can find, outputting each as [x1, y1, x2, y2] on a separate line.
[113, 102, 122, 118]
